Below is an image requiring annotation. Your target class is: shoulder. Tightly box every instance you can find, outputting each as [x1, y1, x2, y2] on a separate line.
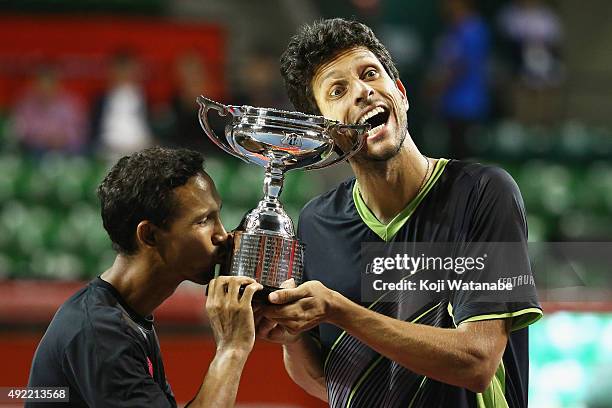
[55, 282, 136, 348]
[36, 282, 135, 364]
[299, 177, 356, 221]
[447, 160, 520, 196]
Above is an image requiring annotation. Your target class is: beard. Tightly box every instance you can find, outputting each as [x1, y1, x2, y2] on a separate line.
[354, 123, 408, 164]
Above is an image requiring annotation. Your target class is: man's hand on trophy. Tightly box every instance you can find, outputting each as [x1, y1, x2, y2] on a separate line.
[206, 276, 263, 355]
[254, 278, 301, 344]
[262, 280, 338, 335]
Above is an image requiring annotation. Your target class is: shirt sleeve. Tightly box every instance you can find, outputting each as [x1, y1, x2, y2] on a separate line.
[450, 166, 542, 331]
[61, 317, 176, 408]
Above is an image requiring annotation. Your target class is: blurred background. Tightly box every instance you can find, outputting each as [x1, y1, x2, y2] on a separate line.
[0, 0, 611, 407]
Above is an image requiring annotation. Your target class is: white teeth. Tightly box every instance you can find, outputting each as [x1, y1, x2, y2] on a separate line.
[358, 106, 385, 124]
[368, 123, 385, 137]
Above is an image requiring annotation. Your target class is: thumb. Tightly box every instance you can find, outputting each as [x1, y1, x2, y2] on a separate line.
[268, 286, 306, 304]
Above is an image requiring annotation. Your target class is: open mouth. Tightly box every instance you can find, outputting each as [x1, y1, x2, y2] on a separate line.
[358, 106, 390, 136]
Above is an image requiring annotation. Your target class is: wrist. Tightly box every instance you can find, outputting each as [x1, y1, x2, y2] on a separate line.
[215, 346, 251, 362]
[281, 332, 301, 346]
[326, 289, 349, 326]
[283, 333, 306, 351]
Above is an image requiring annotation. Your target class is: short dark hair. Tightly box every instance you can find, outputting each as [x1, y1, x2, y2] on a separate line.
[280, 18, 399, 115]
[97, 147, 206, 255]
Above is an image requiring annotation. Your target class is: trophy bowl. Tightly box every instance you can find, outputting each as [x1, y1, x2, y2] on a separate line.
[197, 96, 369, 301]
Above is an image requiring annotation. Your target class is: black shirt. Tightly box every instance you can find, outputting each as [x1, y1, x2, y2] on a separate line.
[297, 159, 542, 408]
[26, 277, 177, 407]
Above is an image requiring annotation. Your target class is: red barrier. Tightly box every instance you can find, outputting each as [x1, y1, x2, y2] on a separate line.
[0, 280, 208, 325]
[0, 14, 226, 108]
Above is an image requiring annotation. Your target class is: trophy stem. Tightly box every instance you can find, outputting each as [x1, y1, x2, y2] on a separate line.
[263, 164, 284, 202]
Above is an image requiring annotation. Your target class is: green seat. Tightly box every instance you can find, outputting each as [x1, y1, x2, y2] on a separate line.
[203, 157, 237, 199]
[526, 214, 547, 242]
[225, 162, 263, 205]
[282, 171, 321, 208]
[0, 253, 11, 280]
[0, 154, 24, 202]
[28, 249, 84, 280]
[493, 120, 527, 160]
[95, 249, 117, 278]
[221, 205, 247, 231]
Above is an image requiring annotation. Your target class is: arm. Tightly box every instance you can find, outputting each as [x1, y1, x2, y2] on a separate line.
[186, 348, 249, 408]
[255, 279, 327, 401]
[255, 322, 327, 400]
[283, 334, 327, 400]
[330, 292, 509, 392]
[186, 276, 262, 408]
[266, 282, 509, 393]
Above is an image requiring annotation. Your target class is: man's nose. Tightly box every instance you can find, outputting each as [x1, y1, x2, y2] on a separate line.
[211, 221, 229, 245]
[355, 81, 375, 106]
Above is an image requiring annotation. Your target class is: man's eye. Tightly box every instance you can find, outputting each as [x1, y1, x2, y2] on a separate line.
[364, 69, 378, 79]
[330, 86, 344, 97]
[198, 218, 209, 225]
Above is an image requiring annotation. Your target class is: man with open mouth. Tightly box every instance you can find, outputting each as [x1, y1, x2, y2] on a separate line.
[257, 18, 542, 408]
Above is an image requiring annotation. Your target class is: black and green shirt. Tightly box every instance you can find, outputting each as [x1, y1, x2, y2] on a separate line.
[297, 159, 542, 408]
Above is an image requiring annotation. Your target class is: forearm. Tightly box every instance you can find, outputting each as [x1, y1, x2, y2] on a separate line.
[186, 348, 249, 408]
[329, 295, 505, 393]
[283, 334, 327, 401]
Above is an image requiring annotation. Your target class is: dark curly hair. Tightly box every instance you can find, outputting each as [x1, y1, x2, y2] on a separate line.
[280, 18, 399, 115]
[97, 147, 206, 255]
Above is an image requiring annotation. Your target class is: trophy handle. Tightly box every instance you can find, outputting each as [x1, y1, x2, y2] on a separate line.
[301, 123, 368, 171]
[196, 96, 247, 162]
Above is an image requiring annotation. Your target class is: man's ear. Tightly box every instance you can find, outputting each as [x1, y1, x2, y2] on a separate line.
[395, 79, 409, 111]
[136, 220, 158, 250]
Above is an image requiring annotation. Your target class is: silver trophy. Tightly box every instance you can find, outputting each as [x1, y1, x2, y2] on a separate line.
[197, 96, 369, 300]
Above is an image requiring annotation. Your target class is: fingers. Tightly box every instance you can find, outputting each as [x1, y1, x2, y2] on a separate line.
[240, 281, 263, 304]
[227, 278, 242, 300]
[267, 319, 311, 336]
[207, 276, 258, 304]
[262, 303, 303, 320]
[269, 286, 307, 304]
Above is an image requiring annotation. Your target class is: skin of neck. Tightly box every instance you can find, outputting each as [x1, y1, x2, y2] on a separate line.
[350, 132, 430, 224]
[100, 253, 183, 318]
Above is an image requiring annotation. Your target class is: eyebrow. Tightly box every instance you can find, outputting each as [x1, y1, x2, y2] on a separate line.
[319, 55, 377, 84]
[320, 69, 341, 84]
[191, 210, 209, 222]
[191, 201, 222, 221]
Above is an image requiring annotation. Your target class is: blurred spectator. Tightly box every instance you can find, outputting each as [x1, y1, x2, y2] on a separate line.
[91, 51, 153, 160]
[233, 50, 291, 110]
[498, 0, 564, 88]
[427, 0, 490, 159]
[497, 0, 565, 123]
[11, 65, 88, 155]
[155, 52, 221, 154]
